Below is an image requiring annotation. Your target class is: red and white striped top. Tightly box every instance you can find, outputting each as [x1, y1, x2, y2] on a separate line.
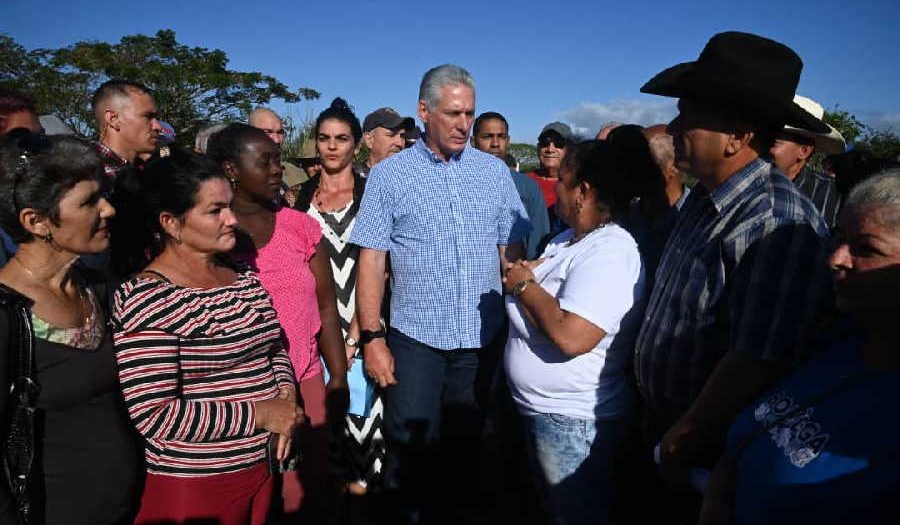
[112, 271, 296, 477]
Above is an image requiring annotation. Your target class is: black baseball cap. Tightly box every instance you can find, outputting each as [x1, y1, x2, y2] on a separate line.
[363, 107, 415, 133]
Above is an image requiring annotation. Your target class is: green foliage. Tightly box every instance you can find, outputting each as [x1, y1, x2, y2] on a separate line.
[823, 107, 865, 145]
[823, 106, 900, 162]
[1, 30, 319, 144]
[509, 142, 538, 172]
[863, 129, 900, 160]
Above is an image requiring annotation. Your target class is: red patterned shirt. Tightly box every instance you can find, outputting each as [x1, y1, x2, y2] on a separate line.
[112, 271, 296, 477]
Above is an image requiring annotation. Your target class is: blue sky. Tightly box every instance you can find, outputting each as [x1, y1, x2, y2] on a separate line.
[5, 0, 900, 142]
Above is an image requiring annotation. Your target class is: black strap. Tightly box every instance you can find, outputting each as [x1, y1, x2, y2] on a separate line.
[0, 284, 38, 524]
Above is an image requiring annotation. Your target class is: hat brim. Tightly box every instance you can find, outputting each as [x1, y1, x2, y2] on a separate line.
[365, 116, 415, 133]
[782, 125, 846, 155]
[641, 61, 831, 134]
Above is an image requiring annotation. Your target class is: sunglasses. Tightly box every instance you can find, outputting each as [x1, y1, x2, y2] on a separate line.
[538, 135, 567, 148]
[12, 132, 51, 212]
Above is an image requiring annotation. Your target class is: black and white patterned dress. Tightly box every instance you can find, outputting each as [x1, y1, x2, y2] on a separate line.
[296, 173, 385, 488]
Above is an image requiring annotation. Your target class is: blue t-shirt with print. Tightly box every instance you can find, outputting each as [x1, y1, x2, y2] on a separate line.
[727, 331, 900, 525]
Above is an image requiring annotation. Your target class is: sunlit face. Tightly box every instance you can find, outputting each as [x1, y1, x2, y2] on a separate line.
[364, 127, 406, 166]
[45, 179, 115, 255]
[251, 111, 286, 147]
[769, 132, 813, 176]
[418, 84, 475, 159]
[230, 134, 283, 203]
[666, 99, 731, 178]
[538, 132, 566, 173]
[317, 119, 356, 174]
[114, 90, 162, 159]
[829, 206, 900, 313]
[472, 118, 510, 159]
[175, 178, 238, 254]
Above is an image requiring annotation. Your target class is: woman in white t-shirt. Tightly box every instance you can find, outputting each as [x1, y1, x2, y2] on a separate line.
[503, 140, 645, 525]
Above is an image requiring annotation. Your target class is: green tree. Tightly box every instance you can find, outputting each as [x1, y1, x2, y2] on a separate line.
[1, 31, 319, 143]
[824, 107, 865, 145]
[863, 129, 900, 161]
[509, 142, 538, 172]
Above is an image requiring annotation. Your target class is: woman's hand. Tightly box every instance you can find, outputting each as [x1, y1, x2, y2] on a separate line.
[254, 391, 305, 438]
[273, 387, 297, 461]
[345, 344, 358, 368]
[503, 260, 537, 294]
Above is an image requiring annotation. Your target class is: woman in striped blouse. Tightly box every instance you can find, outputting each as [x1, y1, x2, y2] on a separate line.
[109, 148, 304, 525]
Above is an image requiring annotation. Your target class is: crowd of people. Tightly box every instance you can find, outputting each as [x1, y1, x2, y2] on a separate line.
[0, 29, 898, 525]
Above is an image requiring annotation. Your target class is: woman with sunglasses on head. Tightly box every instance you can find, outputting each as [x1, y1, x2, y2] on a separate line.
[294, 98, 389, 508]
[503, 140, 645, 525]
[207, 123, 348, 522]
[109, 147, 304, 525]
[0, 132, 139, 525]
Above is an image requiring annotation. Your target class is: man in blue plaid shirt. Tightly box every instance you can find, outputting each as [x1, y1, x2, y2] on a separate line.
[350, 64, 529, 522]
[633, 32, 834, 517]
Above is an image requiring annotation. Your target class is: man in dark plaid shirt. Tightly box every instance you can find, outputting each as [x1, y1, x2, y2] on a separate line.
[91, 80, 162, 179]
[634, 32, 834, 497]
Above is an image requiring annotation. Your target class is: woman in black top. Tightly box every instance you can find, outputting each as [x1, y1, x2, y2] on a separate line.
[0, 133, 140, 525]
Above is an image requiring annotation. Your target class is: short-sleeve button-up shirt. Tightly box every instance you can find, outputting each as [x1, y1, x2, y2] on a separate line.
[635, 158, 832, 416]
[350, 139, 530, 350]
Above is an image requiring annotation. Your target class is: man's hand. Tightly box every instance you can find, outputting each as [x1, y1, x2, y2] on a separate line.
[363, 339, 396, 387]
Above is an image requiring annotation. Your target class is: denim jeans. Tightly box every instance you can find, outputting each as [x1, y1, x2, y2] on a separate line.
[522, 412, 630, 525]
[381, 329, 496, 524]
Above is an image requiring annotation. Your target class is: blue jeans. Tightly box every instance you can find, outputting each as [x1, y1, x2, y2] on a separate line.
[522, 412, 630, 525]
[381, 329, 495, 524]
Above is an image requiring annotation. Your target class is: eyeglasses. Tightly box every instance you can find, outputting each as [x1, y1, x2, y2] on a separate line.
[538, 136, 567, 148]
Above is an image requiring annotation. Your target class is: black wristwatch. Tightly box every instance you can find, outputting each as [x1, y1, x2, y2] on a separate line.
[359, 328, 387, 347]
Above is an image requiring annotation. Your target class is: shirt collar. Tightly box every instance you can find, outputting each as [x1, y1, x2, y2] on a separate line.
[674, 184, 691, 211]
[793, 166, 811, 186]
[706, 157, 770, 214]
[414, 135, 466, 164]
[95, 141, 128, 166]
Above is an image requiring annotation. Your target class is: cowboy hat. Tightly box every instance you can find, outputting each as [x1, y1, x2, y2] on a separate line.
[782, 95, 846, 155]
[641, 31, 830, 134]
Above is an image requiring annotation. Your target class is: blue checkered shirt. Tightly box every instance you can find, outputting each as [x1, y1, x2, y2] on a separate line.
[635, 158, 832, 416]
[350, 139, 530, 350]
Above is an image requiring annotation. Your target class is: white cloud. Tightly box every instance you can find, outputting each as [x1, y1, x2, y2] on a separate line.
[559, 99, 677, 137]
[867, 112, 900, 132]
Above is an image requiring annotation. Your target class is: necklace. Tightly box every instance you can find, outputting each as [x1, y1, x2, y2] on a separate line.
[12, 256, 38, 278]
[13, 256, 94, 326]
[567, 222, 609, 246]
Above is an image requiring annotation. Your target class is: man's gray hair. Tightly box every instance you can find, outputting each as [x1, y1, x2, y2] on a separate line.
[647, 133, 675, 170]
[844, 170, 900, 230]
[418, 64, 475, 109]
[195, 122, 228, 154]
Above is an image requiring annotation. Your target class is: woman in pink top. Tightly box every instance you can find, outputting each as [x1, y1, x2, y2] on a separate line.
[209, 124, 348, 522]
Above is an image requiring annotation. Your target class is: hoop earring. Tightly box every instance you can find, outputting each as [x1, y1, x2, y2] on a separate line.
[174, 233, 183, 245]
[40, 232, 53, 245]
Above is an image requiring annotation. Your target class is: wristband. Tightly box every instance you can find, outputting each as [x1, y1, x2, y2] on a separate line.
[511, 278, 536, 297]
[359, 328, 387, 346]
